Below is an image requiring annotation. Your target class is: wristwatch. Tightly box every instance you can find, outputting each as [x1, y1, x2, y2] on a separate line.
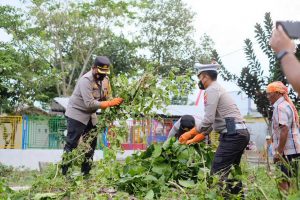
[276, 50, 289, 60]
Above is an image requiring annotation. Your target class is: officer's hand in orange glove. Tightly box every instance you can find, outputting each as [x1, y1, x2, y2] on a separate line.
[186, 133, 205, 145]
[179, 128, 199, 144]
[100, 97, 124, 109]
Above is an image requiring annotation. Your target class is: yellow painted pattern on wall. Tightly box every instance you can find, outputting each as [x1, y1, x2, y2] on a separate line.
[0, 116, 22, 149]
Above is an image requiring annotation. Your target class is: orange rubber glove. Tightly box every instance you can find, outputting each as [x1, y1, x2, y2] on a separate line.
[100, 97, 124, 109]
[186, 133, 205, 145]
[179, 128, 199, 144]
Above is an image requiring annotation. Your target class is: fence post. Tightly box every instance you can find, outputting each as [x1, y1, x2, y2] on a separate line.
[22, 115, 27, 149]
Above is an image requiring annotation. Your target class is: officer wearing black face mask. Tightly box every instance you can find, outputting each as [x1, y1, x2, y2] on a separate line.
[198, 80, 205, 90]
[62, 56, 124, 176]
[179, 63, 250, 197]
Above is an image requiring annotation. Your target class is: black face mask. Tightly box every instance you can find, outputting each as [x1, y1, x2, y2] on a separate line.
[93, 73, 106, 82]
[198, 80, 205, 90]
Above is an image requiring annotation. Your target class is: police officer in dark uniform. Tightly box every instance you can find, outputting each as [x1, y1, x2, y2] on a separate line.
[62, 56, 123, 176]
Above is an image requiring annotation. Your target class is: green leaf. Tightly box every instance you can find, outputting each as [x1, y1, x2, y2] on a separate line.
[177, 148, 189, 162]
[151, 144, 162, 158]
[128, 165, 146, 176]
[152, 163, 172, 175]
[162, 137, 173, 150]
[178, 179, 196, 188]
[205, 190, 218, 199]
[34, 193, 58, 200]
[144, 175, 158, 182]
[145, 189, 154, 200]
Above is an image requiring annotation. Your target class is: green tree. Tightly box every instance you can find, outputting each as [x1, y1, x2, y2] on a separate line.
[197, 34, 216, 64]
[0, 42, 58, 113]
[0, 0, 139, 96]
[97, 34, 141, 75]
[0, 0, 214, 109]
[139, 0, 213, 75]
[170, 34, 214, 105]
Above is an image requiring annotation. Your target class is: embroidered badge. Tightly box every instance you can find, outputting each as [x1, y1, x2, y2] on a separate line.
[204, 92, 208, 106]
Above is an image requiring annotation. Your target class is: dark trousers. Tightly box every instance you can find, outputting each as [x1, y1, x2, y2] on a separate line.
[278, 153, 300, 178]
[211, 129, 250, 196]
[62, 117, 97, 175]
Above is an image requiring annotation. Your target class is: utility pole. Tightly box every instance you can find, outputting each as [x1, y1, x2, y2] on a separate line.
[247, 97, 251, 116]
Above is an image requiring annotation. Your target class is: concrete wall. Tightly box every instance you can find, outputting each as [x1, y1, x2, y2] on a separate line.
[0, 149, 136, 170]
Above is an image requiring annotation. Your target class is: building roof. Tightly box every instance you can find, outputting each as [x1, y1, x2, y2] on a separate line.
[154, 105, 203, 119]
[15, 106, 49, 116]
[52, 97, 69, 112]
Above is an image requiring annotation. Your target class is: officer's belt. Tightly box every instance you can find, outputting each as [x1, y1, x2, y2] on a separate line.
[221, 122, 247, 134]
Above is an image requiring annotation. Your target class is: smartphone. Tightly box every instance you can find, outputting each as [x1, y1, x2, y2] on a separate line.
[276, 21, 300, 39]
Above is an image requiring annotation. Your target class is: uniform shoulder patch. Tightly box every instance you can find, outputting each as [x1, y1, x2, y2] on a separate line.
[204, 92, 208, 106]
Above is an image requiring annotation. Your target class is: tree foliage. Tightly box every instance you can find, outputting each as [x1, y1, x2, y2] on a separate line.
[0, 0, 139, 96]
[0, 42, 58, 113]
[139, 0, 213, 75]
[0, 0, 214, 111]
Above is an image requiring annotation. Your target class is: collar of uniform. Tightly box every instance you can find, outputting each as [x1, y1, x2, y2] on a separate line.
[206, 81, 218, 89]
[82, 70, 94, 81]
[273, 96, 285, 108]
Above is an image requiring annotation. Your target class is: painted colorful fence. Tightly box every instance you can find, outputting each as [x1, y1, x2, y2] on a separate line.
[1, 115, 177, 150]
[0, 116, 23, 149]
[99, 118, 176, 150]
[0, 115, 268, 151]
[22, 115, 67, 149]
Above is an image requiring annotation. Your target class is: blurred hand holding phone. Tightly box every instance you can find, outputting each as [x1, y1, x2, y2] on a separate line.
[276, 21, 300, 39]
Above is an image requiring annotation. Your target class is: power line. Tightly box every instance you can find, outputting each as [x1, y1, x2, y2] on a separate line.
[219, 48, 243, 58]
